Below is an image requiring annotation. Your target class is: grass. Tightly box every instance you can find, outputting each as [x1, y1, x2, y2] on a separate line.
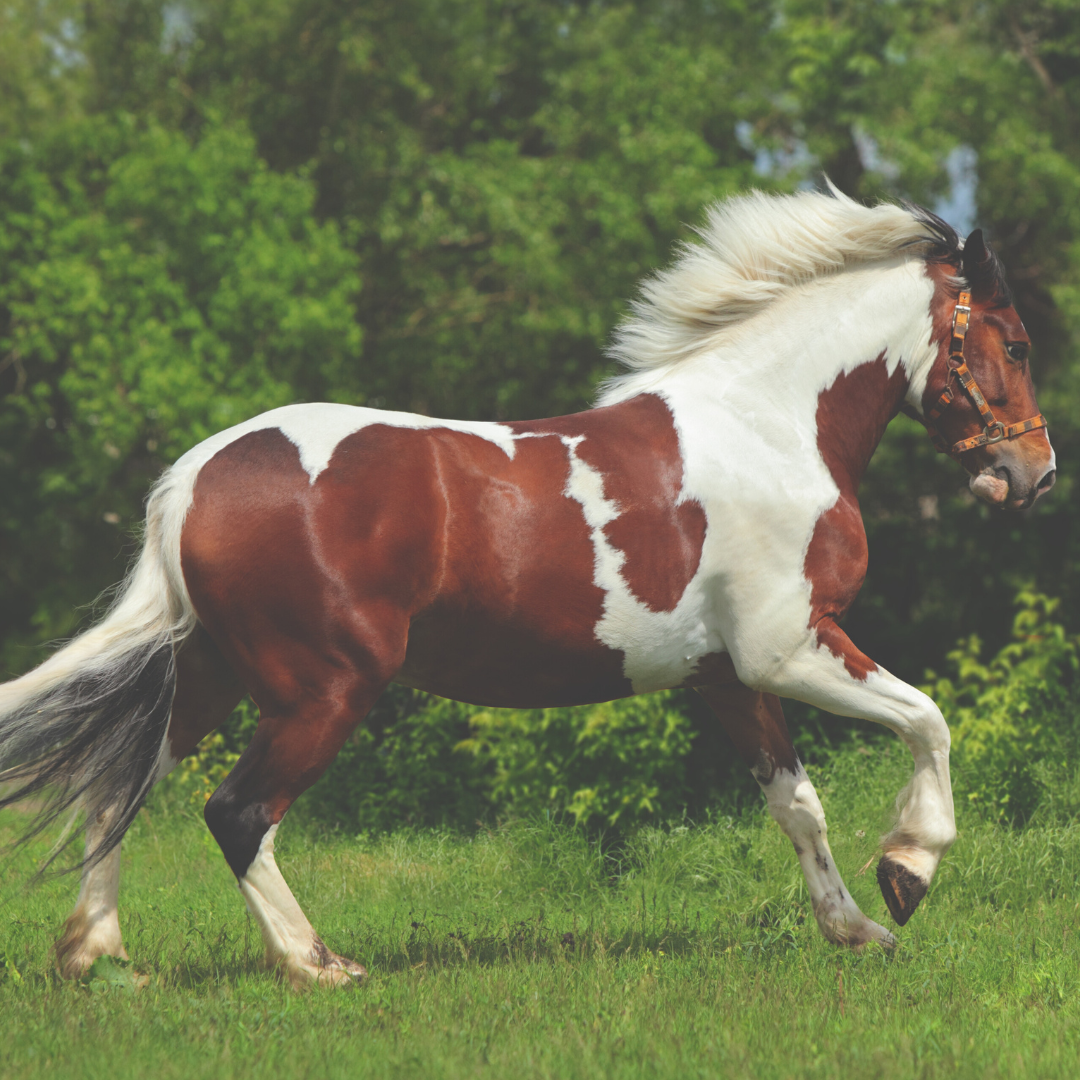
[3, 742, 1080, 1079]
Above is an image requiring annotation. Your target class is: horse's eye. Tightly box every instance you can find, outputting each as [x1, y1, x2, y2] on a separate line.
[1006, 342, 1029, 363]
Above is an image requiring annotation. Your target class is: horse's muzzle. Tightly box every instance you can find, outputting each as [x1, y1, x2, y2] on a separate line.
[969, 445, 1056, 510]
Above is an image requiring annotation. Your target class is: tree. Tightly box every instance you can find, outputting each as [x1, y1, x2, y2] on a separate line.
[0, 116, 360, 670]
[4, 0, 1080, 685]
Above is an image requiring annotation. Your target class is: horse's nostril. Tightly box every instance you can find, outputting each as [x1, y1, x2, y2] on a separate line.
[1038, 469, 1056, 493]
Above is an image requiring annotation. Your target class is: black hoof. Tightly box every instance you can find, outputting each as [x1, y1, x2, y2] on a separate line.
[876, 857, 928, 926]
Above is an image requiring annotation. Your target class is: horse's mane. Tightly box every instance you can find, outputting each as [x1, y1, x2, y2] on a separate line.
[599, 184, 1006, 404]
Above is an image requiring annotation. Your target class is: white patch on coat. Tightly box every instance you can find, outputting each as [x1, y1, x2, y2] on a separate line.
[67, 844, 125, 956]
[572, 258, 939, 695]
[560, 435, 718, 692]
[173, 403, 517, 485]
[758, 763, 893, 946]
[56, 809, 128, 977]
[239, 824, 322, 970]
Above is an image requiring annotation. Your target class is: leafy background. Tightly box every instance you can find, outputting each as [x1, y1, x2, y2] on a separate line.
[3, 0, 1080, 831]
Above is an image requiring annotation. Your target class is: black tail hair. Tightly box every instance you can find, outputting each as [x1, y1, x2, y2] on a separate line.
[0, 638, 176, 875]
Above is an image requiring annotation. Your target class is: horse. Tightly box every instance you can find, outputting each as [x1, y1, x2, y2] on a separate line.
[0, 187, 1055, 987]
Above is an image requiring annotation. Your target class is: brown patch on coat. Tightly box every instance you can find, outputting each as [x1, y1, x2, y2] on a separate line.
[803, 354, 908, 680]
[509, 394, 706, 614]
[387, 423, 630, 706]
[185, 426, 419, 873]
[184, 405, 709, 713]
[683, 650, 739, 688]
[165, 625, 247, 762]
[695, 681, 799, 776]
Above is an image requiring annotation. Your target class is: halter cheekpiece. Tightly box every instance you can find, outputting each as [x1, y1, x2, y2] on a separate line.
[920, 290, 1047, 456]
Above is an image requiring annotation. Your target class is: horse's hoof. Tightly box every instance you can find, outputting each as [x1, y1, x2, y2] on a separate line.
[54, 913, 129, 980]
[314, 954, 368, 988]
[277, 939, 368, 990]
[849, 920, 897, 950]
[877, 856, 928, 926]
[817, 905, 897, 949]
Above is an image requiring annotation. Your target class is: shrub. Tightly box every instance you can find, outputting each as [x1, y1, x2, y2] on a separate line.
[161, 589, 1080, 833]
[925, 589, 1080, 823]
[456, 691, 695, 828]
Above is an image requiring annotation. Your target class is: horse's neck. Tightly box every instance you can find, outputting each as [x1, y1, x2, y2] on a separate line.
[811, 355, 911, 492]
[655, 258, 937, 493]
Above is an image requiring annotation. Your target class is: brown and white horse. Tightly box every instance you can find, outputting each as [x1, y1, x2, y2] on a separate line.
[0, 188, 1055, 987]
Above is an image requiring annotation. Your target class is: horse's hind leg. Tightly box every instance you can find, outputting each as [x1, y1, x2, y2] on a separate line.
[55, 626, 245, 978]
[697, 682, 894, 948]
[202, 662, 393, 988]
[53, 802, 129, 978]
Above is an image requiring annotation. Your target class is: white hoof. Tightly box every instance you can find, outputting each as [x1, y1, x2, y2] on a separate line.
[271, 938, 368, 990]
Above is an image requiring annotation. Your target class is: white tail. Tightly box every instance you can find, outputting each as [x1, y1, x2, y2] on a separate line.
[0, 459, 203, 871]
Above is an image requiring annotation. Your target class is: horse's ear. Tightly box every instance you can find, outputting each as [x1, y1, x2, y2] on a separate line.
[961, 228, 988, 281]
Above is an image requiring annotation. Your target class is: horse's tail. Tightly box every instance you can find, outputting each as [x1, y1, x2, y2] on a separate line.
[0, 462, 201, 872]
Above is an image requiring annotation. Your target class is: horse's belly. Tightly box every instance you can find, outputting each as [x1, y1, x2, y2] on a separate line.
[394, 594, 737, 708]
[394, 608, 633, 708]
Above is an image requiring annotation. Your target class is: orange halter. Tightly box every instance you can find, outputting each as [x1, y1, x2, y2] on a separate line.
[920, 291, 1047, 457]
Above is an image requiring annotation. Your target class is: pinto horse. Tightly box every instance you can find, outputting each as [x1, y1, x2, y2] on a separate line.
[0, 188, 1055, 987]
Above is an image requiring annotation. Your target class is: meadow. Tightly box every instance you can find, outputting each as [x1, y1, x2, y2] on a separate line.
[3, 6, 1079, 1078]
[3, 742, 1080, 1080]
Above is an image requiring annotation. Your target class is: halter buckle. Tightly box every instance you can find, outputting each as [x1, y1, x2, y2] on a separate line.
[983, 420, 1006, 445]
[949, 291, 972, 357]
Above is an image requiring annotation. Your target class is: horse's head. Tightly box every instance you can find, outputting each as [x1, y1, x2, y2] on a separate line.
[922, 230, 1055, 511]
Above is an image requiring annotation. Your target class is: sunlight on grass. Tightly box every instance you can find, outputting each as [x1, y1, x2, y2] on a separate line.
[2, 746, 1080, 1080]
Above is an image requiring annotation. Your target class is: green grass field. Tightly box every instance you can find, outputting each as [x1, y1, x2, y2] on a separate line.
[3, 743, 1080, 1079]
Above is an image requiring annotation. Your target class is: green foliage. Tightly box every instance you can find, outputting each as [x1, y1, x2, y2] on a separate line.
[0, 1, 82, 142]
[0, 113, 361, 667]
[6, 0, 1080, 824]
[458, 691, 695, 827]
[925, 589, 1080, 823]
[5, 0, 1080, 682]
[176, 0, 772, 421]
[171, 589, 1080, 836]
[297, 690, 491, 834]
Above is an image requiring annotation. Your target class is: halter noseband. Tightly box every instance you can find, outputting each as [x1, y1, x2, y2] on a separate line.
[918, 290, 1047, 457]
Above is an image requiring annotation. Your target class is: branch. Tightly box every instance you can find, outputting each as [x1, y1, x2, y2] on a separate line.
[1010, 18, 1056, 98]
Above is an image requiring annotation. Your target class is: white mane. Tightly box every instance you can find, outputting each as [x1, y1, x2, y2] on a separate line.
[599, 186, 950, 405]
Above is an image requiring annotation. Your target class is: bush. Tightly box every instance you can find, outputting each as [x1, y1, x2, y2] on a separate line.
[457, 691, 695, 828]
[925, 589, 1080, 824]
[0, 115, 362, 669]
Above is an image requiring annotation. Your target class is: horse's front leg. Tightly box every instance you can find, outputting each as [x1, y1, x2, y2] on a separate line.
[697, 681, 894, 947]
[736, 620, 956, 928]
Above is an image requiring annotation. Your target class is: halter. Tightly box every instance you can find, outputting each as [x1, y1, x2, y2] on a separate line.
[918, 290, 1047, 457]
